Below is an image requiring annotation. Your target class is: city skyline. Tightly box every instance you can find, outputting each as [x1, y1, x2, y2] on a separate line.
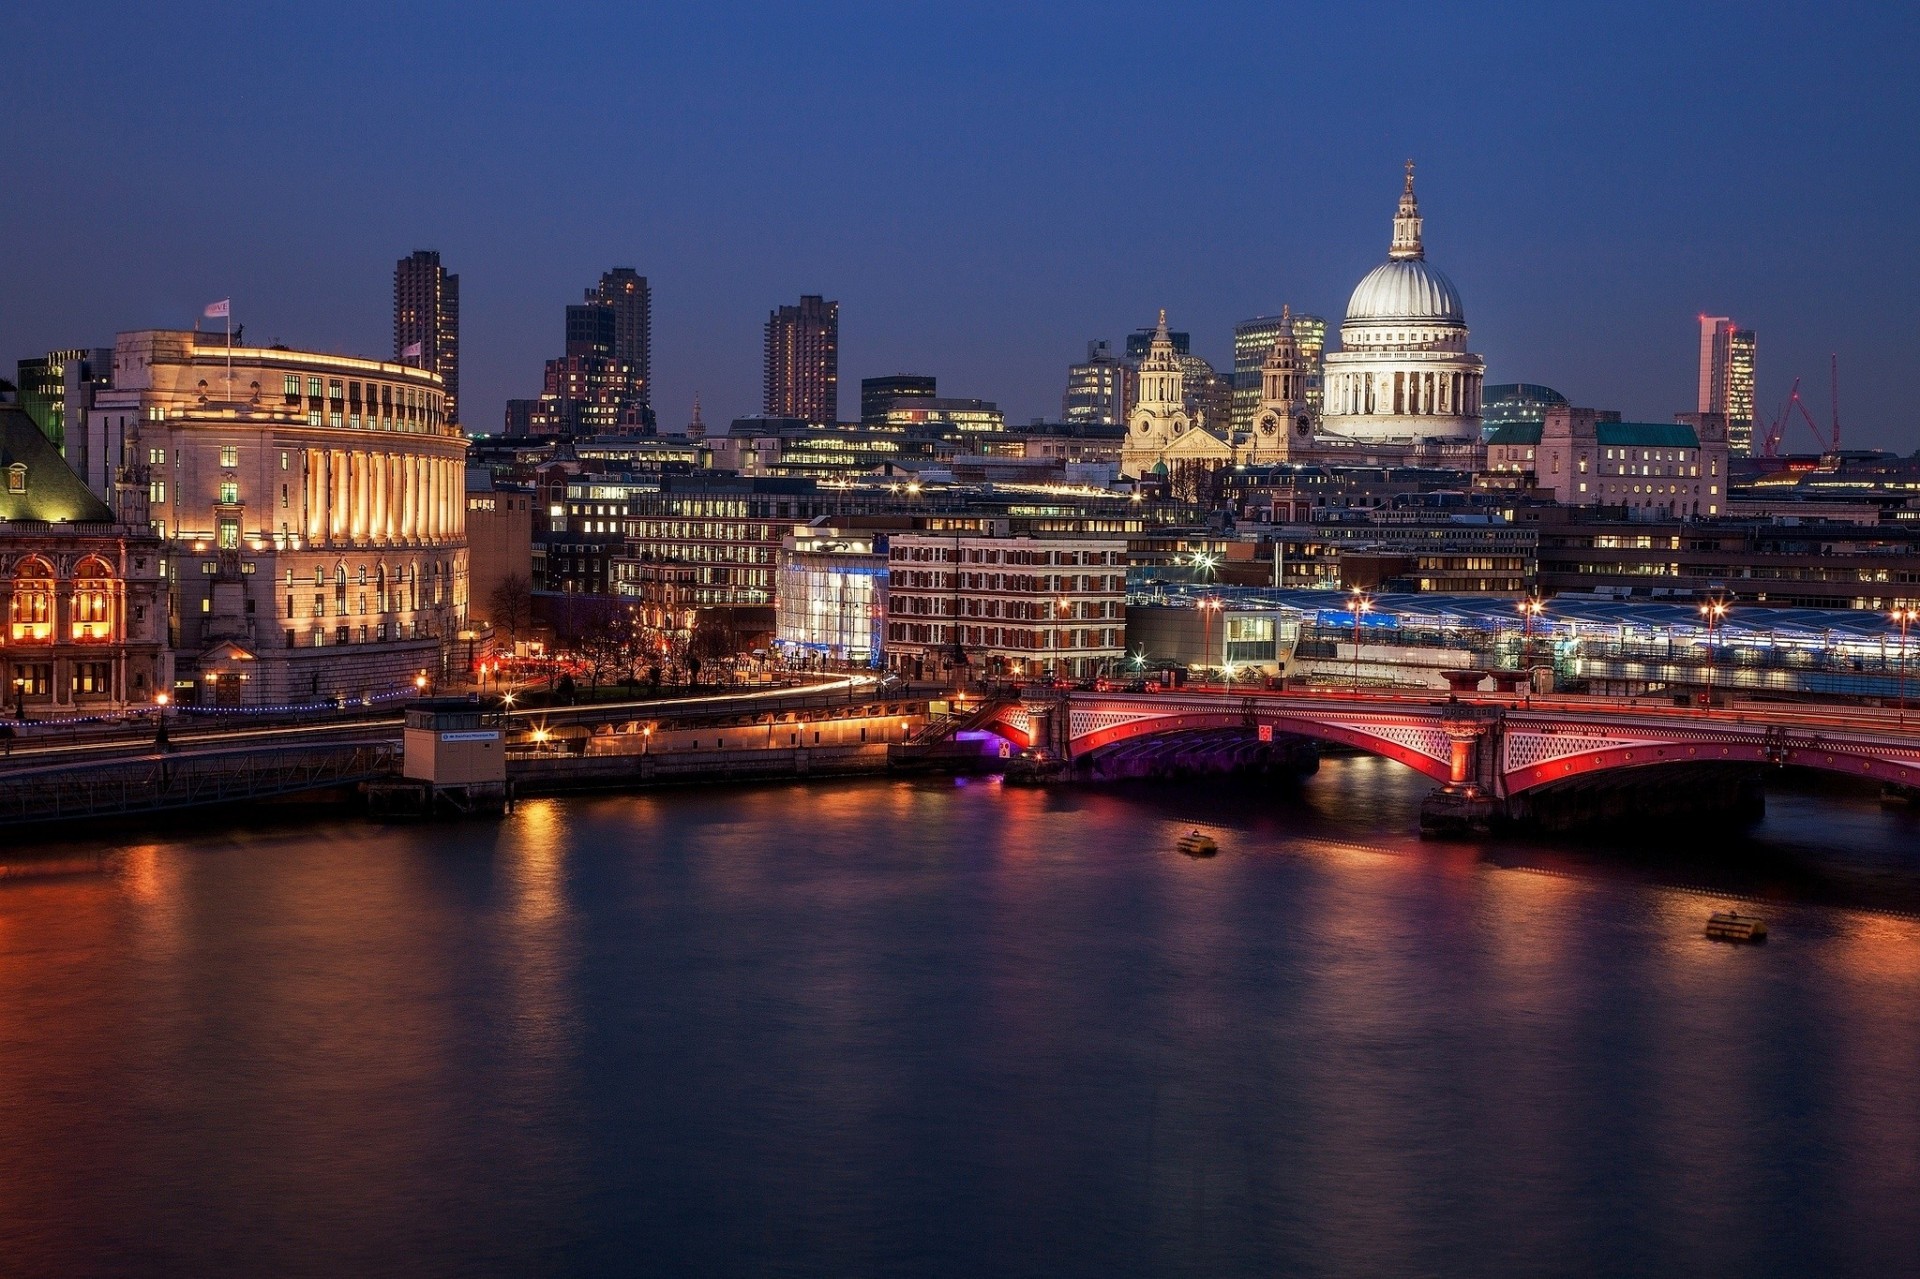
[3, 5, 1917, 447]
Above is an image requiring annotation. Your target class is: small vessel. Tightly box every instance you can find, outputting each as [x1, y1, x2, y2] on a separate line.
[1176, 829, 1219, 858]
[1705, 911, 1768, 943]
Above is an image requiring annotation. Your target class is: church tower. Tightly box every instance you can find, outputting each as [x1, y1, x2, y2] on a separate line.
[1121, 309, 1192, 478]
[1243, 306, 1313, 464]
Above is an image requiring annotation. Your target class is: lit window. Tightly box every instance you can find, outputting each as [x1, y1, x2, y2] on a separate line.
[220, 445, 239, 467]
[219, 481, 239, 504]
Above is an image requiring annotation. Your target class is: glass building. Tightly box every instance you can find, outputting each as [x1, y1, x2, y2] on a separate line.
[775, 527, 888, 665]
[1482, 382, 1569, 431]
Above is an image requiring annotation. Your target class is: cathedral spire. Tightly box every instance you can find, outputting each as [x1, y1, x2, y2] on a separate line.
[1390, 158, 1424, 261]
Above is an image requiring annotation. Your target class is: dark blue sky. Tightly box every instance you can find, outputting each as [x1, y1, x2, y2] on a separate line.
[5, 2, 1917, 449]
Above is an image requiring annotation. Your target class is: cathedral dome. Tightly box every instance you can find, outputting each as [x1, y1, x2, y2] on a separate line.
[1345, 258, 1463, 325]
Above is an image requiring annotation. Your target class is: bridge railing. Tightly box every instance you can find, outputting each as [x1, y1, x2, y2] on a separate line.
[0, 741, 401, 824]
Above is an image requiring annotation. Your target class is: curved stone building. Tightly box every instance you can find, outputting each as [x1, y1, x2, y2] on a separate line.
[1321, 163, 1485, 444]
[83, 330, 468, 705]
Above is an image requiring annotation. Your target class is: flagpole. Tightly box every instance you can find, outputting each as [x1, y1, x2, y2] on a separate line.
[225, 304, 233, 399]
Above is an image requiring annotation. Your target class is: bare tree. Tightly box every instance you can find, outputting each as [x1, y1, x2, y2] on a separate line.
[488, 573, 533, 648]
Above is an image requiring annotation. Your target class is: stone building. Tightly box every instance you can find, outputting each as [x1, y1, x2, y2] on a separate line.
[79, 329, 468, 705]
[0, 404, 170, 714]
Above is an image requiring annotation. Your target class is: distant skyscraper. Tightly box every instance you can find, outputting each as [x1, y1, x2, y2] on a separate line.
[765, 295, 839, 425]
[589, 268, 651, 406]
[1698, 315, 1756, 456]
[394, 250, 459, 427]
[861, 375, 936, 428]
[1288, 314, 1327, 419]
[1232, 316, 1289, 433]
[1063, 340, 1130, 425]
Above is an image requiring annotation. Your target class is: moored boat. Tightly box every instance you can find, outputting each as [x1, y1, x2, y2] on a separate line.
[1706, 911, 1768, 943]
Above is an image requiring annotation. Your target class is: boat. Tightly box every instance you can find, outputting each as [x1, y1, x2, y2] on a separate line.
[1176, 829, 1219, 858]
[1705, 911, 1768, 943]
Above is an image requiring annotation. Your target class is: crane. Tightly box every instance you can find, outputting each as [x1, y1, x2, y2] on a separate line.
[1757, 357, 1841, 458]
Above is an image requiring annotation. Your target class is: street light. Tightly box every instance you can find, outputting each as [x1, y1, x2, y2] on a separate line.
[1699, 596, 1730, 708]
[1892, 605, 1918, 727]
[154, 691, 171, 749]
[1517, 594, 1545, 697]
[1349, 587, 1372, 693]
[1197, 597, 1223, 688]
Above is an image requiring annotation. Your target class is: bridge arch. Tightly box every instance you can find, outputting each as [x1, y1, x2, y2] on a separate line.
[1504, 738, 1920, 796]
[1063, 709, 1458, 787]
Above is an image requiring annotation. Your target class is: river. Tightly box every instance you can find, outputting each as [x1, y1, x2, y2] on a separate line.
[2, 759, 1917, 1276]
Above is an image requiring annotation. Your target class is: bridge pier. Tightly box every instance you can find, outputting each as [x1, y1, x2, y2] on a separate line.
[1420, 702, 1507, 837]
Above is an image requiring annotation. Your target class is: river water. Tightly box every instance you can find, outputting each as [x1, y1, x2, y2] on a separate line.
[2, 759, 1917, 1277]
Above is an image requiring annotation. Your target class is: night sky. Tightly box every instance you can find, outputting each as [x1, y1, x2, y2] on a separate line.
[5, 2, 1917, 449]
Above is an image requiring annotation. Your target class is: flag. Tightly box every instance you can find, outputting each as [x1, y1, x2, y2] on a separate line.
[401, 341, 423, 360]
[203, 299, 230, 319]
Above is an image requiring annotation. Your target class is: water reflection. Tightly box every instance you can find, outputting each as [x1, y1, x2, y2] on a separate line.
[0, 759, 1916, 1276]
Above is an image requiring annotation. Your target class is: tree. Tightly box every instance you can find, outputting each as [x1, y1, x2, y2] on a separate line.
[488, 573, 532, 649]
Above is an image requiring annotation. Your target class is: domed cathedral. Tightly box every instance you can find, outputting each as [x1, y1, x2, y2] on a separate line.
[1320, 161, 1485, 445]
[1120, 309, 1234, 482]
[1238, 305, 1313, 466]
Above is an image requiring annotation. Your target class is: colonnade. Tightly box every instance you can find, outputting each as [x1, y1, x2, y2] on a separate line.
[303, 449, 464, 547]
[1329, 369, 1483, 418]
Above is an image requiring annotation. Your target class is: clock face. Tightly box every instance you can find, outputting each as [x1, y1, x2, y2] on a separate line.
[1260, 415, 1278, 435]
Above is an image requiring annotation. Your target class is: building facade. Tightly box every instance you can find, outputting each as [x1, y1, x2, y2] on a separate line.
[394, 251, 460, 428]
[1063, 339, 1131, 426]
[775, 525, 888, 666]
[0, 404, 171, 713]
[82, 330, 468, 704]
[1321, 163, 1485, 444]
[764, 295, 840, 425]
[1485, 406, 1728, 519]
[591, 267, 652, 408]
[883, 533, 1126, 681]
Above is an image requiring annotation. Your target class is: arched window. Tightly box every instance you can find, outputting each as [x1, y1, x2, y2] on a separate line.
[333, 563, 348, 615]
[10, 557, 54, 642]
[71, 557, 114, 641]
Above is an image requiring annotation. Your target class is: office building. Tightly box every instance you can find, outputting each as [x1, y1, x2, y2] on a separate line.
[861, 375, 936, 428]
[883, 532, 1127, 681]
[1290, 314, 1327, 418]
[1484, 405, 1728, 518]
[1697, 316, 1756, 456]
[765, 295, 839, 425]
[1062, 340, 1130, 425]
[14, 347, 112, 456]
[394, 251, 460, 428]
[81, 329, 469, 704]
[880, 397, 1004, 436]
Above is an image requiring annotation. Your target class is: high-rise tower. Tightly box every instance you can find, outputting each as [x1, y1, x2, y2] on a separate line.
[394, 250, 460, 428]
[590, 268, 651, 406]
[764, 295, 839, 425]
[1697, 316, 1756, 456]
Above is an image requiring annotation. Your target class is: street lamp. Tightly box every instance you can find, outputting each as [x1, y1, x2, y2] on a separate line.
[1349, 587, 1372, 693]
[1197, 597, 1223, 688]
[1053, 596, 1072, 682]
[1892, 605, 1918, 727]
[414, 670, 430, 695]
[154, 691, 171, 749]
[1699, 596, 1730, 708]
[1517, 594, 1545, 693]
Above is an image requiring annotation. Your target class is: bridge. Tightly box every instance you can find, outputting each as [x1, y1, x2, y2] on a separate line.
[979, 688, 1920, 833]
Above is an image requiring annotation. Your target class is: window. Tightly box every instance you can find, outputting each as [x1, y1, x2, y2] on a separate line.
[280, 451, 290, 471]
[220, 445, 239, 467]
[149, 447, 167, 465]
[217, 518, 240, 549]
[150, 479, 166, 504]
[284, 374, 300, 398]
[218, 481, 239, 504]
[308, 377, 324, 398]
[6, 464, 24, 495]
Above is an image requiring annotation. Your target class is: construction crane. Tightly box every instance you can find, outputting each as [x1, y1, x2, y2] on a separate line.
[1757, 356, 1841, 458]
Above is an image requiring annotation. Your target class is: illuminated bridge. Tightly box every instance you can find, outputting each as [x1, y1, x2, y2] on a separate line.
[980, 688, 1920, 833]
